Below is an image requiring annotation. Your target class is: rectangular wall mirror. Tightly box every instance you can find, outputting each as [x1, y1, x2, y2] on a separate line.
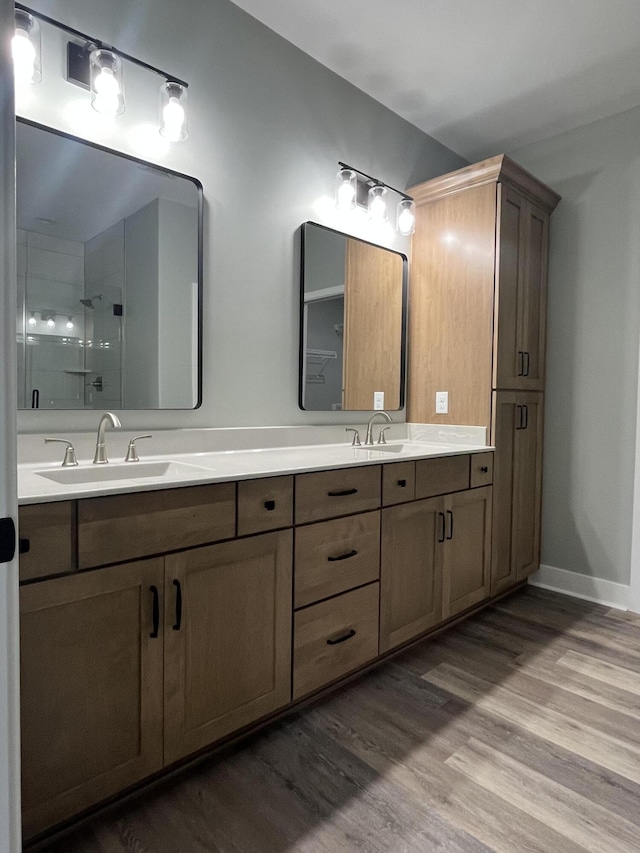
[299, 221, 407, 411]
[16, 118, 203, 410]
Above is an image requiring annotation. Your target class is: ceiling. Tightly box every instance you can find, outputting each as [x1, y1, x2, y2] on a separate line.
[229, 0, 640, 161]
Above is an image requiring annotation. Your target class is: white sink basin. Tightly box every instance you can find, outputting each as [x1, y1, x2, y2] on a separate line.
[36, 461, 213, 485]
[356, 444, 410, 453]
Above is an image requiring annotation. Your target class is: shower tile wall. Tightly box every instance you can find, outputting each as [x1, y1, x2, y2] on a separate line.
[20, 229, 86, 409]
[84, 221, 124, 409]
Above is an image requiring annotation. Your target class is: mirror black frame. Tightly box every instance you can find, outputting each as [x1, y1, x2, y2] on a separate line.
[16, 116, 204, 410]
[298, 221, 408, 412]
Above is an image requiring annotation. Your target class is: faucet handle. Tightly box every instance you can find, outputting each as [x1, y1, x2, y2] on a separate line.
[44, 438, 78, 467]
[378, 426, 391, 445]
[345, 428, 361, 447]
[125, 434, 152, 462]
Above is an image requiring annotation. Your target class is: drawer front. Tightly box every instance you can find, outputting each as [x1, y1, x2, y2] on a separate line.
[470, 452, 494, 488]
[78, 483, 236, 569]
[19, 502, 76, 581]
[295, 466, 381, 524]
[294, 511, 380, 608]
[237, 475, 293, 536]
[382, 461, 416, 506]
[415, 455, 470, 499]
[293, 582, 379, 699]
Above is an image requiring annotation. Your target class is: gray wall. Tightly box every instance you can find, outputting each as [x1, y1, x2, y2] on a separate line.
[18, 0, 465, 433]
[511, 105, 640, 586]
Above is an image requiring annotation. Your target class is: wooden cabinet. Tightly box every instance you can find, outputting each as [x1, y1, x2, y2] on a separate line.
[442, 486, 492, 619]
[380, 497, 443, 652]
[18, 501, 75, 581]
[163, 530, 292, 764]
[20, 559, 164, 838]
[407, 154, 559, 429]
[237, 475, 293, 536]
[491, 392, 544, 594]
[295, 465, 381, 523]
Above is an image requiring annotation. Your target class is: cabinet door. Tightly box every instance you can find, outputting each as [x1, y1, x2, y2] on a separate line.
[520, 203, 549, 390]
[490, 391, 544, 593]
[20, 559, 164, 839]
[442, 486, 492, 619]
[380, 497, 444, 652]
[164, 530, 292, 765]
[494, 185, 526, 389]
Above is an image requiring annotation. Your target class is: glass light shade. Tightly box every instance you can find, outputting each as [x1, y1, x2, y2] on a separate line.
[160, 81, 188, 141]
[396, 198, 416, 236]
[335, 167, 357, 211]
[367, 184, 388, 223]
[90, 49, 124, 116]
[46, 316, 55, 329]
[13, 11, 41, 86]
[28, 312, 37, 327]
[66, 317, 75, 331]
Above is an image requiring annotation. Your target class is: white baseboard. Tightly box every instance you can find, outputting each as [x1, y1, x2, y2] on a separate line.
[529, 564, 632, 610]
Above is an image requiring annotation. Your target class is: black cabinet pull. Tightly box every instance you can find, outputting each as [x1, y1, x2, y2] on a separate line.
[524, 351, 530, 377]
[480, 466, 488, 473]
[327, 488, 358, 497]
[150, 586, 160, 639]
[19, 537, 30, 555]
[397, 479, 407, 488]
[446, 510, 454, 540]
[328, 549, 358, 562]
[516, 405, 523, 430]
[517, 351, 524, 376]
[31, 389, 39, 409]
[523, 404, 529, 430]
[173, 579, 182, 631]
[0, 518, 16, 564]
[327, 628, 356, 645]
[438, 512, 446, 543]
[264, 500, 276, 511]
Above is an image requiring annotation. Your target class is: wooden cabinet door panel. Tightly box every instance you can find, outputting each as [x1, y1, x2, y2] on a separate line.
[520, 204, 548, 390]
[443, 487, 492, 619]
[164, 530, 292, 765]
[20, 559, 164, 839]
[18, 501, 75, 581]
[514, 394, 544, 580]
[490, 393, 518, 594]
[380, 497, 443, 652]
[494, 186, 525, 389]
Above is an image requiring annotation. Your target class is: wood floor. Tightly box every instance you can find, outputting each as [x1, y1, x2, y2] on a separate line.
[37, 586, 640, 853]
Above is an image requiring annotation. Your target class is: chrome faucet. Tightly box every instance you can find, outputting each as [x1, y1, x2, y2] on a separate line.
[93, 412, 122, 464]
[364, 411, 392, 445]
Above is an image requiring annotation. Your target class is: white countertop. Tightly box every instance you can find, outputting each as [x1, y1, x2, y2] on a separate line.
[18, 428, 492, 505]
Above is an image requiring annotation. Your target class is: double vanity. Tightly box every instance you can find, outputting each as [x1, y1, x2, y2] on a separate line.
[17, 421, 501, 840]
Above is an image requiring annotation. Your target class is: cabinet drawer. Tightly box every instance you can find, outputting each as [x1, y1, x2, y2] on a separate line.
[293, 582, 379, 699]
[294, 511, 380, 608]
[470, 452, 494, 488]
[78, 483, 236, 569]
[295, 466, 381, 524]
[19, 502, 75, 581]
[415, 455, 470, 499]
[382, 461, 416, 506]
[237, 476, 293, 536]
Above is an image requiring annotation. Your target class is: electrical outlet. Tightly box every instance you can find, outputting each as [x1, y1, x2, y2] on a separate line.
[373, 391, 384, 410]
[435, 391, 448, 414]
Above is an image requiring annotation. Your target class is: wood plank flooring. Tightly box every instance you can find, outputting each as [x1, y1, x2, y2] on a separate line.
[36, 587, 640, 853]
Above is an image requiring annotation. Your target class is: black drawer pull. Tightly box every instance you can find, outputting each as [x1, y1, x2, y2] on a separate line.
[173, 579, 182, 631]
[264, 500, 276, 511]
[446, 510, 454, 540]
[523, 404, 529, 430]
[438, 512, 446, 543]
[524, 351, 530, 377]
[328, 549, 358, 562]
[19, 537, 30, 555]
[517, 351, 524, 376]
[327, 488, 358, 497]
[397, 479, 407, 488]
[480, 466, 489, 473]
[150, 586, 160, 639]
[327, 628, 356, 645]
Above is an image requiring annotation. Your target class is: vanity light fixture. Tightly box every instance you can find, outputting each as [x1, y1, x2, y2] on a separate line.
[16, 3, 190, 139]
[12, 9, 41, 86]
[66, 317, 75, 331]
[160, 81, 189, 141]
[335, 161, 414, 235]
[28, 312, 37, 327]
[46, 315, 55, 330]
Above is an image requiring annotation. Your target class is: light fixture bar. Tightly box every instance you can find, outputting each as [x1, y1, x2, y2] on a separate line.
[15, 2, 188, 88]
[337, 161, 413, 202]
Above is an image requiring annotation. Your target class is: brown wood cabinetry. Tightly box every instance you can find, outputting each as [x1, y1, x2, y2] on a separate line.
[163, 530, 292, 764]
[442, 486, 492, 619]
[491, 392, 544, 593]
[18, 501, 75, 581]
[295, 465, 381, 523]
[20, 559, 164, 838]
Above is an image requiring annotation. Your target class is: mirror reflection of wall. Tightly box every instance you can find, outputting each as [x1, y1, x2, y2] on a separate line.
[300, 222, 407, 412]
[16, 119, 202, 411]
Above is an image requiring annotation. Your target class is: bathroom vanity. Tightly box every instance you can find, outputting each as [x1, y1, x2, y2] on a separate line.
[17, 438, 502, 840]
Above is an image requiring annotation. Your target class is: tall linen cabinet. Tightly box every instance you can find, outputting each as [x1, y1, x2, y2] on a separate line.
[407, 155, 560, 593]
